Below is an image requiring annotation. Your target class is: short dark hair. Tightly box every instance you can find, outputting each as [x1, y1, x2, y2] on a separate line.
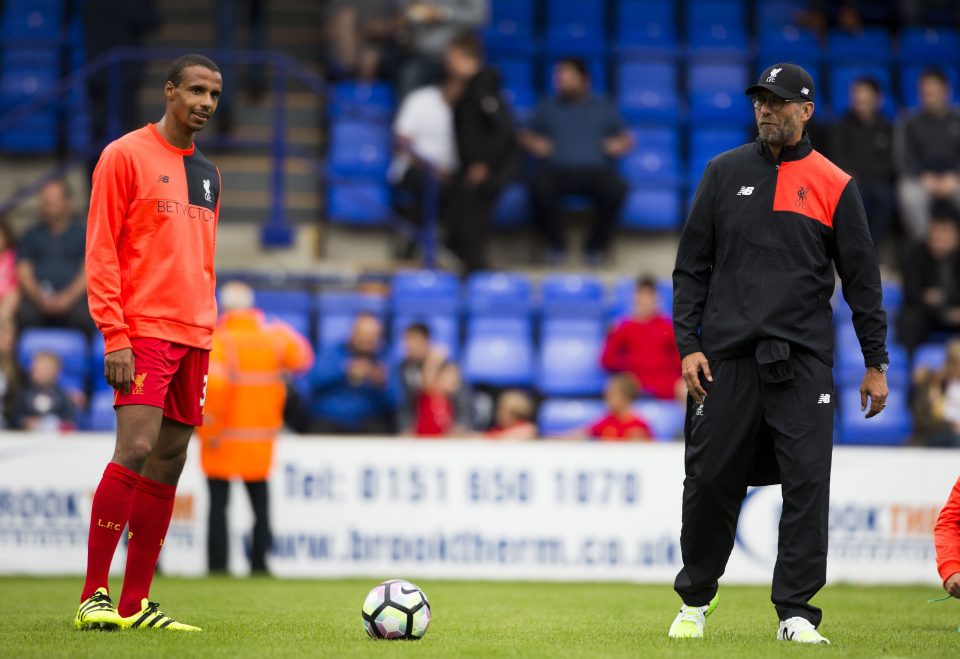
[852, 77, 881, 95]
[447, 30, 484, 61]
[166, 54, 220, 87]
[404, 322, 431, 339]
[635, 275, 657, 292]
[919, 67, 949, 87]
[931, 199, 960, 224]
[556, 57, 590, 80]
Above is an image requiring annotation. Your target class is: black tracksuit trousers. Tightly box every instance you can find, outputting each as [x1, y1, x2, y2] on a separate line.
[673, 350, 834, 626]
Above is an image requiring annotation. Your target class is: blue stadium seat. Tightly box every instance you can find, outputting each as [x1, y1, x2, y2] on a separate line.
[828, 64, 894, 117]
[686, 0, 748, 54]
[467, 272, 533, 318]
[756, 0, 806, 29]
[900, 64, 959, 109]
[616, 0, 676, 54]
[913, 342, 947, 371]
[621, 126, 680, 185]
[0, 0, 63, 41]
[688, 126, 746, 183]
[882, 281, 902, 316]
[687, 61, 752, 124]
[536, 320, 606, 396]
[90, 333, 109, 392]
[326, 181, 390, 226]
[328, 120, 391, 177]
[492, 57, 534, 97]
[484, 0, 536, 53]
[826, 28, 893, 64]
[899, 27, 960, 63]
[835, 324, 908, 387]
[837, 385, 911, 445]
[493, 183, 531, 228]
[0, 49, 58, 152]
[633, 399, 685, 440]
[391, 313, 459, 360]
[502, 87, 537, 122]
[18, 328, 89, 392]
[88, 390, 117, 432]
[545, 0, 607, 55]
[316, 292, 387, 348]
[391, 269, 461, 312]
[543, 57, 608, 93]
[621, 187, 680, 231]
[329, 83, 395, 120]
[538, 398, 607, 436]
[617, 59, 679, 123]
[541, 274, 606, 318]
[463, 318, 534, 386]
[757, 26, 821, 61]
[253, 289, 313, 314]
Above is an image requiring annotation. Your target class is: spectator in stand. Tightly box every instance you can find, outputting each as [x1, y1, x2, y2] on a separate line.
[12, 351, 75, 431]
[911, 337, 960, 448]
[484, 389, 537, 440]
[897, 201, 960, 354]
[894, 68, 960, 241]
[396, 0, 489, 97]
[389, 76, 461, 259]
[413, 350, 466, 437]
[444, 30, 520, 274]
[215, 0, 267, 135]
[308, 312, 395, 434]
[584, 374, 651, 441]
[0, 318, 20, 428]
[325, 0, 400, 81]
[17, 180, 94, 335]
[830, 77, 895, 249]
[397, 322, 431, 432]
[601, 275, 684, 401]
[519, 58, 633, 267]
[0, 217, 19, 321]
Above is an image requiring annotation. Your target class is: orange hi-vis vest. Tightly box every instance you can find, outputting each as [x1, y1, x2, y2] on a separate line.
[197, 309, 314, 481]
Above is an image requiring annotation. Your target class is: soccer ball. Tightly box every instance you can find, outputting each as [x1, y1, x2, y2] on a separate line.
[361, 579, 431, 640]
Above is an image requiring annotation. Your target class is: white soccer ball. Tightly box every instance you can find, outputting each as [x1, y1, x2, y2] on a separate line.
[361, 579, 431, 640]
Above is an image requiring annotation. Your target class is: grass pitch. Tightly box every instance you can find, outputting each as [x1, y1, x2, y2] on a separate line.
[0, 577, 957, 658]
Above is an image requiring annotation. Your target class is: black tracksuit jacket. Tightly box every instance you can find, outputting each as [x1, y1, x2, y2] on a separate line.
[673, 133, 888, 369]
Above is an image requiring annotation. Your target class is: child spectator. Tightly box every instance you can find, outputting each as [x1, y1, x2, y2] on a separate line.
[912, 338, 960, 447]
[413, 352, 465, 437]
[586, 374, 651, 441]
[484, 389, 537, 440]
[0, 217, 19, 321]
[12, 351, 75, 431]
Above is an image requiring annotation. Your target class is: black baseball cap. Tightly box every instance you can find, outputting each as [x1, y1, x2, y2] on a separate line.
[745, 63, 815, 102]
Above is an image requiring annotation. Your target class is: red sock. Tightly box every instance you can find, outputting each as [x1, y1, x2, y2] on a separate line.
[117, 476, 177, 617]
[81, 462, 140, 601]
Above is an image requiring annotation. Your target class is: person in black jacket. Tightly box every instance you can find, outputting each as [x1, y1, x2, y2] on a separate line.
[668, 64, 889, 645]
[443, 31, 520, 274]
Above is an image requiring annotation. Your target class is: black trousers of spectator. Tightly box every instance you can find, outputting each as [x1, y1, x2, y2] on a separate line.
[857, 178, 895, 250]
[897, 306, 960, 354]
[531, 166, 627, 254]
[207, 479, 271, 574]
[445, 181, 501, 275]
[17, 295, 96, 337]
[674, 350, 833, 626]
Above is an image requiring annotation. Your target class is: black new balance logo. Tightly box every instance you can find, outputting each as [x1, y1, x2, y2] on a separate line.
[157, 175, 170, 183]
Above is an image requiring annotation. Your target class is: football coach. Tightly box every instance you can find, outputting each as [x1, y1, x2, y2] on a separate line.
[667, 63, 889, 645]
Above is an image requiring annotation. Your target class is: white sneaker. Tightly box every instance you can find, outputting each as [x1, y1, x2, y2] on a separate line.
[667, 594, 719, 639]
[777, 616, 830, 644]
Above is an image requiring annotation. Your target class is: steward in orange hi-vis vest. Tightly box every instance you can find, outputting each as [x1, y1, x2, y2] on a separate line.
[197, 306, 314, 482]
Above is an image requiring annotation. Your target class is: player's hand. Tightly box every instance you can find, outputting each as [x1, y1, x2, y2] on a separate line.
[945, 572, 960, 598]
[860, 367, 888, 418]
[681, 352, 713, 405]
[105, 348, 135, 394]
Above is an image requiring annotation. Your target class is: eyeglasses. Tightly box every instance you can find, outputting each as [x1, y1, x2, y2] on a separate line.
[750, 93, 807, 111]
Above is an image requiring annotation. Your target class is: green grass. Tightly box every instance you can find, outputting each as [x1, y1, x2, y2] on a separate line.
[0, 577, 957, 658]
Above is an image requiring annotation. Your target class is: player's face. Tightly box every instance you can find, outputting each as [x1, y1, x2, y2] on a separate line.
[166, 66, 222, 133]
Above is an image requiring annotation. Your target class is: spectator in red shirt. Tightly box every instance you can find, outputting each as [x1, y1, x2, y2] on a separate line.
[587, 374, 651, 441]
[601, 275, 683, 400]
[484, 389, 537, 440]
[935, 475, 960, 600]
[413, 351, 466, 438]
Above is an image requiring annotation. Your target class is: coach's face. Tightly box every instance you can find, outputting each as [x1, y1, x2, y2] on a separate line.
[165, 65, 222, 133]
[754, 91, 813, 148]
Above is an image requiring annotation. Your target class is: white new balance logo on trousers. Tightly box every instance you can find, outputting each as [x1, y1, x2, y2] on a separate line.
[818, 394, 831, 404]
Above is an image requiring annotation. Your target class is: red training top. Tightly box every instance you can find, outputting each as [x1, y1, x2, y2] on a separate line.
[588, 413, 652, 441]
[935, 476, 960, 586]
[600, 315, 681, 400]
[86, 123, 220, 353]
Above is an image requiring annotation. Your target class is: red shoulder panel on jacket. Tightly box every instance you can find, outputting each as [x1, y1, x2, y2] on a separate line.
[773, 150, 851, 228]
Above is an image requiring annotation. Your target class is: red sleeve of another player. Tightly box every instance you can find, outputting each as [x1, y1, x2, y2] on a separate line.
[935, 476, 960, 584]
[86, 143, 133, 353]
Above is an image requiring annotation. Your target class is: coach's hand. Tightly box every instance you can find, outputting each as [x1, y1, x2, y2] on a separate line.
[860, 367, 888, 418]
[105, 348, 135, 394]
[681, 352, 713, 405]
[945, 572, 960, 598]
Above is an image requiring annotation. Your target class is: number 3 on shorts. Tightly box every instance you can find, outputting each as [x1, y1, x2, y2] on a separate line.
[200, 374, 208, 408]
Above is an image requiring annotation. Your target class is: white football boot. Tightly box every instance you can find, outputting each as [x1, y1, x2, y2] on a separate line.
[777, 616, 830, 644]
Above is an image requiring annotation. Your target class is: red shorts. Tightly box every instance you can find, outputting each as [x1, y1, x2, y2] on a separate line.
[113, 337, 210, 426]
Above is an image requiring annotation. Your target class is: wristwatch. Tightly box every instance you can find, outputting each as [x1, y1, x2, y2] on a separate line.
[871, 363, 889, 373]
